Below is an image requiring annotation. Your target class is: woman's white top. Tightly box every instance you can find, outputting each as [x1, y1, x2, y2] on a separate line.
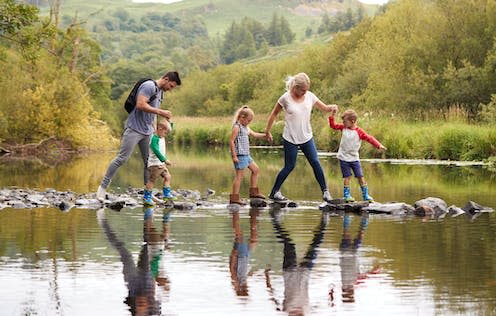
[277, 91, 319, 145]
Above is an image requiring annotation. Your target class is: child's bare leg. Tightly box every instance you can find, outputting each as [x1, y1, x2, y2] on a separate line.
[163, 172, 171, 188]
[145, 181, 154, 191]
[343, 176, 352, 186]
[247, 161, 260, 188]
[231, 169, 244, 195]
[357, 177, 367, 186]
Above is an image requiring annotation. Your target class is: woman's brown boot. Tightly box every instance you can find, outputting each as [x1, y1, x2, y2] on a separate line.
[249, 187, 266, 199]
[229, 194, 246, 205]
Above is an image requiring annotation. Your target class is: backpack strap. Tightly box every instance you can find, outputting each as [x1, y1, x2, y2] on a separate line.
[148, 80, 159, 104]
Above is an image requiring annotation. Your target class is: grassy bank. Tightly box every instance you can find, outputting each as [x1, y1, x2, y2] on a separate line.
[171, 116, 496, 162]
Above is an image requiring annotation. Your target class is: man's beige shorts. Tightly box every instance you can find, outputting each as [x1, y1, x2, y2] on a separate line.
[148, 165, 170, 183]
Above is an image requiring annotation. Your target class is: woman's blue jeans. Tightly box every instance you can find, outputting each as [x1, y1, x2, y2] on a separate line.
[270, 138, 327, 197]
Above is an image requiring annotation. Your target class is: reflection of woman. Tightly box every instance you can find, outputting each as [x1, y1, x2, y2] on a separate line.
[229, 209, 259, 296]
[97, 207, 170, 315]
[266, 210, 329, 315]
[338, 212, 370, 303]
[265, 73, 338, 202]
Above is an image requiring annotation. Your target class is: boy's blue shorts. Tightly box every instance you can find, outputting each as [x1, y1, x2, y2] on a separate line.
[339, 160, 363, 178]
[234, 155, 253, 170]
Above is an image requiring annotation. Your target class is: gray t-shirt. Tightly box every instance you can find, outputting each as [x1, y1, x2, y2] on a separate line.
[125, 80, 163, 135]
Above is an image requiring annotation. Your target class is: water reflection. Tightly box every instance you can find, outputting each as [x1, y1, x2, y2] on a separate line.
[266, 209, 329, 315]
[97, 206, 172, 315]
[338, 212, 378, 304]
[229, 208, 260, 296]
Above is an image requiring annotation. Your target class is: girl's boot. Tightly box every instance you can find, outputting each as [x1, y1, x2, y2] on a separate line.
[361, 185, 374, 202]
[229, 194, 246, 205]
[143, 189, 155, 206]
[249, 187, 266, 199]
[343, 186, 355, 202]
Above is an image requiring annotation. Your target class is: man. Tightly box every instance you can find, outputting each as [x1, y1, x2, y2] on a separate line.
[96, 71, 181, 200]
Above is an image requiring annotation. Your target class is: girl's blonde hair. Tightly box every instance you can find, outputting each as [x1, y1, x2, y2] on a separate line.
[341, 109, 358, 122]
[285, 72, 310, 92]
[232, 105, 254, 125]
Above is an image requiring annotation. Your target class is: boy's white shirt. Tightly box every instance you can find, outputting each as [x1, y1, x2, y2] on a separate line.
[337, 128, 362, 162]
[278, 91, 319, 145]
[148, 135, 166, 167]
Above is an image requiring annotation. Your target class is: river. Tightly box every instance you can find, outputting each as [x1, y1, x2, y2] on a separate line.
[0, 146, 494, 315]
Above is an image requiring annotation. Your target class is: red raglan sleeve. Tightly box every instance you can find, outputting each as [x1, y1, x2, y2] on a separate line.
[356, 127, 383, 149]
[328, 116, 344, 130]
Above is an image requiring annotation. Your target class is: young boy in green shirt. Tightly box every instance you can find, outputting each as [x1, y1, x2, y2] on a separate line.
[144, 120, 174, 205]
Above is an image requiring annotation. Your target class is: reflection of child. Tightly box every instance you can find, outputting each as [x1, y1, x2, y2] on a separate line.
[229, 209, 259, 296]
[229, 106, 268, 205]
[329, 109, 386, 202]
[144, 120, 174, 205]
[338, 213, 380, 304]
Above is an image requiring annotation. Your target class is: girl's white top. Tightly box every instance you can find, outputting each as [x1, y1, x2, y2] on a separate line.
[277, 91, 319, 145]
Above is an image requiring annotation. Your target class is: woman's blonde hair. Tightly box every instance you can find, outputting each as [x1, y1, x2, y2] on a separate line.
[285, 72, 310, 92]
[232, 105, 254, 125]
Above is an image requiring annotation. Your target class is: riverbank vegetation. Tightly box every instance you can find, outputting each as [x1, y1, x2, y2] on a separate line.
[0, 0, 495, 161]
[171, 115, 496, 162]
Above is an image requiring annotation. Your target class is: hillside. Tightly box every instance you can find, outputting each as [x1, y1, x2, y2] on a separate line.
[51, 0, 380, 38]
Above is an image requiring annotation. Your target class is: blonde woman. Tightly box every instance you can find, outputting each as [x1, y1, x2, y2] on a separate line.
[265, 73, 337, 202]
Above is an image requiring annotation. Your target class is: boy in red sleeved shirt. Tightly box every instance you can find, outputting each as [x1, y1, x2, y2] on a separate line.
[329, 109, 386, 202]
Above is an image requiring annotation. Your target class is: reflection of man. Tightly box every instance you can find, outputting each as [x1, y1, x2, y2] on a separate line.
[339, 212, 370, 303]
[229, 208, 259, 296]
[266, 210, 329, 315]
[97, 207, 170, 315]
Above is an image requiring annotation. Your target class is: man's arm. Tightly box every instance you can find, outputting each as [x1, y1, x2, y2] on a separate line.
[136, 94, 172, 120]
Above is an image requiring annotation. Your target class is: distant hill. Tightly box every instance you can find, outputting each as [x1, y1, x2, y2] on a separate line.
[44, 0, 379, 39]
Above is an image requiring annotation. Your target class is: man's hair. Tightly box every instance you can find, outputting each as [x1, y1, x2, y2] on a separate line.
[163, 71, 181, 86]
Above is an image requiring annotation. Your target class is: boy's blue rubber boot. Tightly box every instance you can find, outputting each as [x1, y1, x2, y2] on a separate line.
[162, 186, 175, 200]
[143, 189, 155, 206]
[343, 186, 355, 202]
[361, 185, 374, 202]
[343, 213, 352, 230]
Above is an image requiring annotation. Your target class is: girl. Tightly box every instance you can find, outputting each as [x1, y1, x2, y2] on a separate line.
[229, 106, 267, 205]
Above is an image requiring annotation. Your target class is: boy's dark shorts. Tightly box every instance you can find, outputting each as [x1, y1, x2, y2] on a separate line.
[148, 165, 170, 182]
[339, 160, 363, 178]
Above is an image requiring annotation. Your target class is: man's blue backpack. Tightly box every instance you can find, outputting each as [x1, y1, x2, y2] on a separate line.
[124, 78, 158, 114]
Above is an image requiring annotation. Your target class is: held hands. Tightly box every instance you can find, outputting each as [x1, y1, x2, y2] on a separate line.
[327, 104, 338, 114]
[265, 131, 273, 143]
[165, 160, 173, 166]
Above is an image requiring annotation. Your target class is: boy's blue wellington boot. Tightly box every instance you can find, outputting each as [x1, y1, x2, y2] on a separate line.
[162, 187, 176, 200]
[143, 189, 155, 206]
[361, 185, 374, 202]
[343, 186, 355, 202]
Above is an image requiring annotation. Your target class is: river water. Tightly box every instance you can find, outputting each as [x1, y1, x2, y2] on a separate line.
[0, 146, 495, 315]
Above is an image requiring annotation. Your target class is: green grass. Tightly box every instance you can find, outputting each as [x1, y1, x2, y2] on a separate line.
[171, 116, 496, 162]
